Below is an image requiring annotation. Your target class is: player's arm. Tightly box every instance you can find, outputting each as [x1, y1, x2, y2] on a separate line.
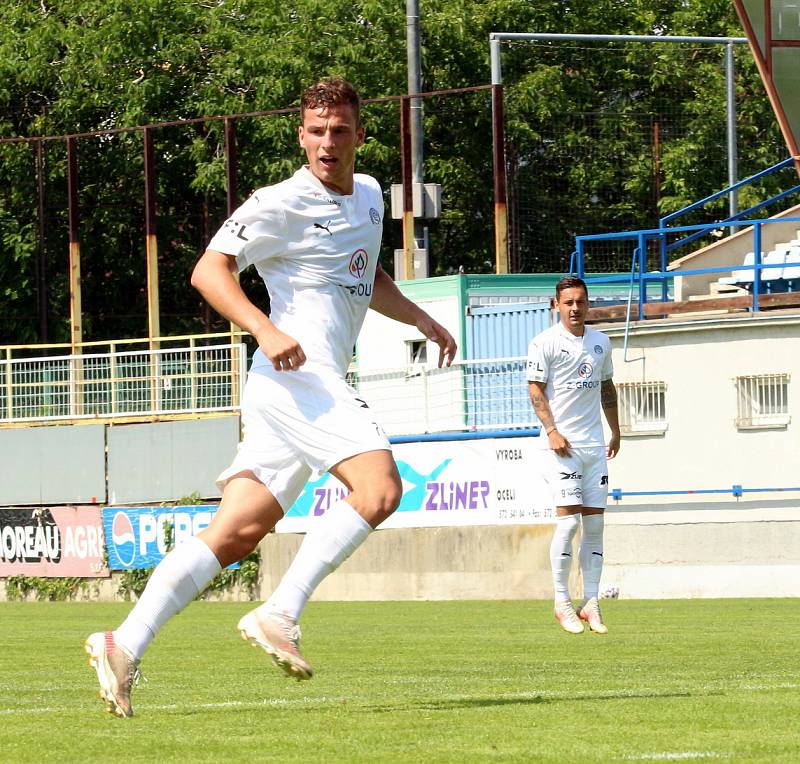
[191, 248, 306, 371]
[369, 264, 457, 367]
[528, 381, 571, 456]
[601, 378, 621, 459]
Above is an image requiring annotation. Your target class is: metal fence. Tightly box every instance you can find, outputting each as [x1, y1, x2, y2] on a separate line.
[0, 343, 246, 424]
[349, 356, 535, 436]
[1, 340, 535, 435]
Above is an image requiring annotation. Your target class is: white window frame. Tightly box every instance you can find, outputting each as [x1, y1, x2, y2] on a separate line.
[617, 381, 668, 436]
[735, 373, 790, 429]
[406, 339, 428, 367]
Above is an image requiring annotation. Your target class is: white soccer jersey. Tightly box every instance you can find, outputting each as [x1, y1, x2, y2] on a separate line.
[207, 166, 384, 377]
[526, 321, 613, 448]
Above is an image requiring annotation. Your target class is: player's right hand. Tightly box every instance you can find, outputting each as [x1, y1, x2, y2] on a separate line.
[548, 429, 572, 457]
[255, 323, 307, 371]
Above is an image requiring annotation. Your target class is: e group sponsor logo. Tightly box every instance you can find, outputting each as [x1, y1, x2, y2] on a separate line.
[111, 511, 136, 567]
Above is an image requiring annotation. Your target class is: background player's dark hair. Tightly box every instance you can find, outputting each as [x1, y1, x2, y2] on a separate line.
[301, 78, 361, 124]
[555, 275, 589, 300]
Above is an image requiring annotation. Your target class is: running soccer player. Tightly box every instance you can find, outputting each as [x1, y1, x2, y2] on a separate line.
[526, 276, 620, 635]
[85, 78, 457, 718]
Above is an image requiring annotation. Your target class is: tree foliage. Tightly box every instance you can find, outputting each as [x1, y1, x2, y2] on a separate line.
[0, 0, 786, 343]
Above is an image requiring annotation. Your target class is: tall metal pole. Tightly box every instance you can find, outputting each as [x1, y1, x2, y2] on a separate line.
[490, 36, 509, 274]
[406, 0, 426, 276]
[35, 140, 48, 341]
[144, 127, 161, 348]
[726, 42, 739, 221]
[66, 137, 82, 354]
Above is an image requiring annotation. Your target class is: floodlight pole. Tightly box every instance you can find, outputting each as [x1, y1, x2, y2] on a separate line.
[406, 0, 426, 277]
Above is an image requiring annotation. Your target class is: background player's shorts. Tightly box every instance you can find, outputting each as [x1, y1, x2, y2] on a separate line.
[216, 368, 391, 511]
[542, 446, 608, 509]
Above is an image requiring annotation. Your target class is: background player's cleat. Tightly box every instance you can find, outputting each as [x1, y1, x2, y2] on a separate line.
[238, 610, 314, 680]
[84, 631, 141, 718]
[554, 600, 585, 634]
[577, 597, 609, 634]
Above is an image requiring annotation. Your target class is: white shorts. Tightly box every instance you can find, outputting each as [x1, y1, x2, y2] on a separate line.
[542, 446, 609, 510]
[217, 368, 391, 511]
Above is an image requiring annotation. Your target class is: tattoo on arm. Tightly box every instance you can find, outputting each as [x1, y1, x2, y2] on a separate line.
[601, 379, 618, 410]
[529, 384, 556, 431]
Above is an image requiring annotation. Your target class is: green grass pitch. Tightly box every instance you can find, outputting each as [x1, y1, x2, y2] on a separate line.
[1, 599, 798, 763]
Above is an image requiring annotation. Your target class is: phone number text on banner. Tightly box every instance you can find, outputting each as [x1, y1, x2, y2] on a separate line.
[276, 436, 555, 534]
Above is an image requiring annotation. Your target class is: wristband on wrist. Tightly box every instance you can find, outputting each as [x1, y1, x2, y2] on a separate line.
[545, 425, 557, 435]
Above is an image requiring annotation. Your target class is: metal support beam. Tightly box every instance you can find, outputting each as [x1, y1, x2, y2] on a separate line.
[144, 127, 161, 348]
[66, 137, 82, 354]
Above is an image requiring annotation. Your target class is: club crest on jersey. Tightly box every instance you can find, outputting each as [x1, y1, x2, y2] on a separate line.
[349, 249, 369, 279]
[578, 361, 593, 378]
[369, 207, 381, 225]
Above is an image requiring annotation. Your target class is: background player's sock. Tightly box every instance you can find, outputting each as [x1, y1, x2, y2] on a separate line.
[579, 513, 605, 600]
[114, 535, 221, 660]
[261, 499, 371, 622]
[550, 512, 580, 602]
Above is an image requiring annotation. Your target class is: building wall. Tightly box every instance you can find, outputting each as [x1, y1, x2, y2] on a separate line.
[603, 313, 800, 497]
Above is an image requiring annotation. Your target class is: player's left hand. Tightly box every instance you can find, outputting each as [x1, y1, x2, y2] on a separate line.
[607, 432, 621, 459]
[416, 317, 457, 367]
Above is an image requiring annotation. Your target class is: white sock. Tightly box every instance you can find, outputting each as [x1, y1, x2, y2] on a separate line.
[261, 499, 372, 622]
[550, 513, 580, 603]
[579, 514, 605, 601]
[114, 535, 221, 660]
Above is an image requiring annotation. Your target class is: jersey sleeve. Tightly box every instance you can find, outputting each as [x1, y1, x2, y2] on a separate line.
[206, 191, 287, 271]
[526, 335, 550, 383]
[600, 336, 614, 380]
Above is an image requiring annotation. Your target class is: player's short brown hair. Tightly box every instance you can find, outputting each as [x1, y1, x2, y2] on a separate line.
[555, 275, 589, 300]
[301, 78, 361, 124]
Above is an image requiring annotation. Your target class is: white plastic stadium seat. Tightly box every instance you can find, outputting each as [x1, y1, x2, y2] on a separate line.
[719, 251, 755, 288]
[782, 246, 800, 290]
[761, 249, 786, 290]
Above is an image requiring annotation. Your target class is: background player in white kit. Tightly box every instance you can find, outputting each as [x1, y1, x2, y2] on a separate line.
[527, 276, 620, 635]
[85, 78, 457, 717]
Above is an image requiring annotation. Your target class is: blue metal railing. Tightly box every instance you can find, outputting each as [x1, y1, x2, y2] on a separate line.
[573, 217, 800, 320]
[610, 484, 800, 501]
[570, 157, 800, 320]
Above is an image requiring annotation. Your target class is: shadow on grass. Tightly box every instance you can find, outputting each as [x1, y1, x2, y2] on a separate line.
[368, 687, 706, 713]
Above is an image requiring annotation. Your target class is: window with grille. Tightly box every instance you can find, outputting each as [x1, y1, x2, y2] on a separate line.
[735, 374, 790, 428]
[618, 381, 667, 435]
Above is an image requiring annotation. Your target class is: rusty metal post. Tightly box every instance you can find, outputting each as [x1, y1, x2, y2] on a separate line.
[144, 127, 161, 348]
[66, 137, 83, 415]
[144, 128, 161, 413]
[400, 96, 415, 280]
[67, 137, 82, 353]
[224, 117, 242, 359]
[35, 140, 49, 342]
[491, 84, 509, 274]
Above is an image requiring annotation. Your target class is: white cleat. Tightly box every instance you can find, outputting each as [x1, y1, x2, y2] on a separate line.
[554, 600, 585, 634]
[238, 610, 314, 680]
[577, 597, 609, 634]
[84, 631, 141, 718]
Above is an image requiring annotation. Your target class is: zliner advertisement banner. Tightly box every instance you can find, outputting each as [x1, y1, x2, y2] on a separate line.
[103, 505, 237, 570]
[276, 436, 555, 534]
[0, 506, 108, 577]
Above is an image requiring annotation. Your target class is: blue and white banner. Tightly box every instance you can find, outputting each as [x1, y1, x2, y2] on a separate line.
[103, 505, 229, 570]
[275, 436, 555, 533]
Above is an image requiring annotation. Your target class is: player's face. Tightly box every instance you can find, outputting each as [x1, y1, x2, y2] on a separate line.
[299, 103, 364, 195]
[556, 286, 589, 335]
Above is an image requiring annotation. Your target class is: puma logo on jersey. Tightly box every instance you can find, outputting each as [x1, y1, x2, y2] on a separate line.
[313, 221, 333, 236]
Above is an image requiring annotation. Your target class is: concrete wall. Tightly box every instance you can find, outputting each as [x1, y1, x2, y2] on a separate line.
[603, 313, 800, 495]
[257, 501, 800, 602]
